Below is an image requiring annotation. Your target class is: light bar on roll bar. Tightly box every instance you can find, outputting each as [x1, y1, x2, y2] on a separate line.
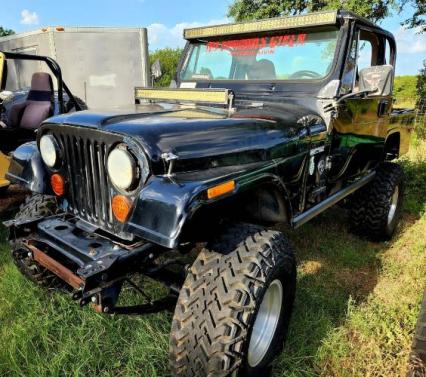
[135, 87, 234, 111]
[183, 11, 337, 39]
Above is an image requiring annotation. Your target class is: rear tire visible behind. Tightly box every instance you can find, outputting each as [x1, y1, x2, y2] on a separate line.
[12, 194, 64, 290]
[14, 194, 58, 222]
[349, 162, 405, 240]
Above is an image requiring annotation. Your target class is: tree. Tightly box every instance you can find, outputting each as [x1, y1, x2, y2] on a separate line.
[149, 48, 183, 88]
[414, 60, 426, 139]
[227, 0, 424, 30]
[416, 60, 426, 109]
[401, 0, 425, 30]
[0, 27, 15, 37]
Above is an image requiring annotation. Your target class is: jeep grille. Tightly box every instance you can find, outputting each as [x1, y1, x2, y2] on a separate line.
[50, 126, 123, 232]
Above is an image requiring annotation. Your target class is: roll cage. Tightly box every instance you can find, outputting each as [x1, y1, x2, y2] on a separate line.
[0, 51, 82, 113]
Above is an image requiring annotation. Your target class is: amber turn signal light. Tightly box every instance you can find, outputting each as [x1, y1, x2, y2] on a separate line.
[112, 195, 132, 223]
[51, 174, 65, 196]
[207, 180, 236, 199]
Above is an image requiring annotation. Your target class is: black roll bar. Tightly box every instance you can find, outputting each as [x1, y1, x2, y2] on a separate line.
[2, 51, 82, 113]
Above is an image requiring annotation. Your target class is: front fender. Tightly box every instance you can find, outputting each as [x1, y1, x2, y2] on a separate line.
[126, 157, 300, 249]
[126, 177, 203, 248]
[6, 142, 47, 193]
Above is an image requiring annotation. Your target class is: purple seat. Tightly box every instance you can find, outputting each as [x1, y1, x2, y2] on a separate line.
[9, 72, 53, 129]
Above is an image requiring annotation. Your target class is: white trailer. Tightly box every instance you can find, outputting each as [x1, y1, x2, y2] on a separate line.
[0, 27, 150, 109]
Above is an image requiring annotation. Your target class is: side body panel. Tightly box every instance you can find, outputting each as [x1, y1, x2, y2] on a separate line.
[388, 110, 415, 156]
[331, 95, 389, 177]
[330, 21, 412, 177]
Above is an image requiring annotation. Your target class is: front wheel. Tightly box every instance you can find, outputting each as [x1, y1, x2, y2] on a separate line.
[12, 194, 64, 290]
[169, 224, 297, 377]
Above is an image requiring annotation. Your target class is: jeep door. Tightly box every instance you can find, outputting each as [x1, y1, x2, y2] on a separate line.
[331, 26, 395, 176]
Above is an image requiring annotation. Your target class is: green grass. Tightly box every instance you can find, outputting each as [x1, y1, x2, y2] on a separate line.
[393, 76, 417, 109]
[1, 141, 426, 377]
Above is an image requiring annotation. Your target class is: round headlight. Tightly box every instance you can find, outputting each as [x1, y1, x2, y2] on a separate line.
[40, 135, 58, 168]
[107, 147, 137, 190]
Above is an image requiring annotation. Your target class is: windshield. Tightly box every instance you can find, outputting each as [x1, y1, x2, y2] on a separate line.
[181, 28, 339, 81]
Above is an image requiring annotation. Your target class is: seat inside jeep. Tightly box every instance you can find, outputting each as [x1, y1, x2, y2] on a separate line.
[9, 72, 54, 129]
[0, 72, 53, 153]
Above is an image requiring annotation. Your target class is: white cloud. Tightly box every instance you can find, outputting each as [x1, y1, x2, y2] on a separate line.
[393, 26, 426, 54]
[20, 9, 39, 25]
[147, 18, 229, 50]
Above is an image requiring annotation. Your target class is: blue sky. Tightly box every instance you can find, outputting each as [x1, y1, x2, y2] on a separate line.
[0, 0, 424, 75]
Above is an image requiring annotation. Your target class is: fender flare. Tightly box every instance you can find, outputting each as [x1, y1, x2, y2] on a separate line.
[126, 171, 295, 249]
[6, 142, 48, 193]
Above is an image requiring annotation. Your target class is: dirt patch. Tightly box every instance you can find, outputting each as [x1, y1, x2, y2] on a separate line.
[334, 266, 378, 300]
[300, 260, 323, 275]
[403, 212, 420, 225]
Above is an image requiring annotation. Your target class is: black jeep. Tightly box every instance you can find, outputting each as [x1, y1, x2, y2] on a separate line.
[5, 10, 415, 377]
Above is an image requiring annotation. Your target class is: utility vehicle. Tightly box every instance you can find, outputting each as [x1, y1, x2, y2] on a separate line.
[4, 10, 415, 376]
[0, 27, 150, 109]
[0, 51, 85, 194]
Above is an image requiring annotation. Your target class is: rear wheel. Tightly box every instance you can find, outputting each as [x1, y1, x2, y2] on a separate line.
[169, 224, 296, 377]
[349, 162, 405, 240]
[12, 194, 64, 290]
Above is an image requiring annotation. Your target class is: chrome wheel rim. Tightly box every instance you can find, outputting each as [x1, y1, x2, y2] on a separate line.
[388, 185, 399, 225]
[248, 279, 283, 368]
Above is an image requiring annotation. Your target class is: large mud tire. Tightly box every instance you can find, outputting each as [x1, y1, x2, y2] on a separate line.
[12, 194, 64, 290]
[170, 224, 296, 377]
[349, 162, 405, 240]
[14, 194, 58, 221]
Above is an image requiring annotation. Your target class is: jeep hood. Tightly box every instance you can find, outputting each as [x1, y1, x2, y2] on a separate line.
[46, 102, 323, 170]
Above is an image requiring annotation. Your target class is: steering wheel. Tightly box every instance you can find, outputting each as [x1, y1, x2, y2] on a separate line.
[289, 70, 322, 79]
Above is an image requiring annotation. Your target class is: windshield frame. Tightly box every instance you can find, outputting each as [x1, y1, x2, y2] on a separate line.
[177, 25, 346, 86]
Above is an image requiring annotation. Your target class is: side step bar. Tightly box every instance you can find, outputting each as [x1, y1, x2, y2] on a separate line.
[292, 171, 375, 228]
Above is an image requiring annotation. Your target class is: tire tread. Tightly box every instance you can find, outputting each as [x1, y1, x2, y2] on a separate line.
[169, 224, 296, 377]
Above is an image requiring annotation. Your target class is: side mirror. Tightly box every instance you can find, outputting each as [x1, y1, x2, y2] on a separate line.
[359, 65, 393, 97]
[151, 59, 163, 81]
[0, 52, 6, 91]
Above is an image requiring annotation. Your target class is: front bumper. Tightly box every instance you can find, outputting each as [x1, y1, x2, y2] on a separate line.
[8, 215, 158, 309]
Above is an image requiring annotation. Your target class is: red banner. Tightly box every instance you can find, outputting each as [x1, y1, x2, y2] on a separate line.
[206, 34, 307, 56]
